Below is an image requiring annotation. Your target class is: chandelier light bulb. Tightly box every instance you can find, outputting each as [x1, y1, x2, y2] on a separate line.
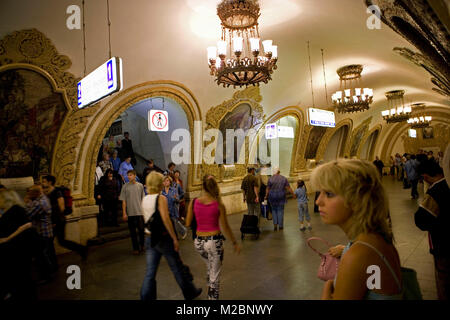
[344, 89, 351, 97]
[390, 108, 396, 115]
[271, 45, 278, 59]
[207, 47, 217, 61]
[425, 116, 432, 121]
[262, 40, 273, 54]
[397, 106, 404, 114]
[233, 37, 243, 53]
[217, 40, 227, 56]
[249, 38, 260, 52]
[215, 58, 221, 70]
[404, 106, 412, 113]
[355, 88, 361, 96]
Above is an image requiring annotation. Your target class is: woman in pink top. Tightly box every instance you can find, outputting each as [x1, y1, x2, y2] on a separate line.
[186, 175, 240, 300]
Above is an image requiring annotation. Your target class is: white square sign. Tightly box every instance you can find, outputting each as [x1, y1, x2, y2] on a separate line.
[148, 110, 169, 132]
[265, 123, 277, 139]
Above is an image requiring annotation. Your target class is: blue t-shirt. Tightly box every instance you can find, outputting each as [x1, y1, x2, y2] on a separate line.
[118, 161, 134, 183]
[295, 186, 308, 203]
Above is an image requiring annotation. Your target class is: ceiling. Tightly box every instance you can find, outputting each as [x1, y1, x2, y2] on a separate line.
[0, 0, 448, 119]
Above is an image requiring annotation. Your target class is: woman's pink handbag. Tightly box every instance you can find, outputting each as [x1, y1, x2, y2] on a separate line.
[307, 237, 340, 281]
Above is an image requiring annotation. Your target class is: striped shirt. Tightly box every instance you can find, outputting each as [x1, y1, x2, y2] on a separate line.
[26, 195, 53, 238]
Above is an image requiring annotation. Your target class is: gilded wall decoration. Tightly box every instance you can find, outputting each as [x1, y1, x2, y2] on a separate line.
[304, 126, 327, 159]
[203, 86, 265, 181]
[349, 117, 372, 158]
[296, 125, 313, 169]
[402, 124, 450, 153]
[0, 29, 87, 187]
[315, 119, 353, 161]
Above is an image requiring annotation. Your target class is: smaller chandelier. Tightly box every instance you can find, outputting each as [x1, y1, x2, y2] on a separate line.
[408, 116, 432, 128]
[207, 0, 278, 88]
[381, 90, 412, 123]
[331, 64, 373, 113]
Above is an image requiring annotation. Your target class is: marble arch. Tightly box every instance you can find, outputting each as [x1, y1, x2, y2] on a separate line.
[78, 81, 203, 206]
[358, 124, 382, 160]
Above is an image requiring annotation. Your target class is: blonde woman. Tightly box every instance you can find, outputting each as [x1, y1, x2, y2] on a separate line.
[311, 159, 403, 300]
[186, 175, 240, 300]
[140, 171, 201, 300]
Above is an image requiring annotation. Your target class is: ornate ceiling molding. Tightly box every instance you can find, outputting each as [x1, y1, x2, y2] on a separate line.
[366, 0, 450, 97]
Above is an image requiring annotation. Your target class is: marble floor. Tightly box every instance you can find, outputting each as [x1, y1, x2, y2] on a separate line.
[37, 177, 437, 300]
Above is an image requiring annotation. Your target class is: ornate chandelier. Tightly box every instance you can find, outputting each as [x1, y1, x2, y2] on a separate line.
[381, 90, 412, 123]
[331, 65, 373, 113]
[408, 116, 432, 128]
[406, 103, 432, 128]
[207, 0, 278, 88]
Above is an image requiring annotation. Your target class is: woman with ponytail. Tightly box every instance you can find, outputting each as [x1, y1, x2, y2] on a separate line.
[186, 175, 240, 300]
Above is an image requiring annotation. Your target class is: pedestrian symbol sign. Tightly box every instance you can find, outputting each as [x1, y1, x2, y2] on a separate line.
[149, 110, 169, 132]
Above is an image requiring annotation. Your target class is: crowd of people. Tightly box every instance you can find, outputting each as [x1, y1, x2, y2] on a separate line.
[0, 175, 88, 301]
[1, 142, 447, 301]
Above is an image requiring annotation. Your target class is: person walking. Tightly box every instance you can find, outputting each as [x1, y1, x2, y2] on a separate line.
[24, 184, 55, 284]
[404, 155, 420, 199]
[118, 156, 135, 184]
[140, 171, 202, 301]
[312, 159, 403, 300]
[186, 175, 240, 300]
[121, 132, 136, 166]
[415, 160, 450, 300]
[265, 167, 295, 231]
[373, 156, 384, 178]
[295, 180, 311, 231]
[162, 176, 187, 239]
[241, 167, 260, 217]
[42, 175, 88, 260]
[97, 169, 120, 226]
[120, 170, 146, 254]
[0, 189, 35, 300]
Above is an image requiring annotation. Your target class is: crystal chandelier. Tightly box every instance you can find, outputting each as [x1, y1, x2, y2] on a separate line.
[331, 65, 373, 113]
[207, 0, 278, 88]
[381, 90, 412, 123]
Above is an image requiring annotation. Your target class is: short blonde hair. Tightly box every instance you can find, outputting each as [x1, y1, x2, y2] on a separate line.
[310, 159, 393, 243]
[0, 189, 25, 211]
[146, 171, 164, 194]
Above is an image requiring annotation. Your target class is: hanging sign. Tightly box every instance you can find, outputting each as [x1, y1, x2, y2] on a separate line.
[77, 57, 123, 109]
[149, 110, 169, 132]
[308, 108, 336, 128]
[265, 123, 278, 139]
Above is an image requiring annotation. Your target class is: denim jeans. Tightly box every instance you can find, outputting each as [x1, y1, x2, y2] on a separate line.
[271, 205, 284, 227]
[140, 236, 197, 300]
[298, 202, 310, 222]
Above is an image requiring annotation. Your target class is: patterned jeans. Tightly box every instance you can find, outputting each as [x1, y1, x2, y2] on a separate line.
[194, 237, 224, 300]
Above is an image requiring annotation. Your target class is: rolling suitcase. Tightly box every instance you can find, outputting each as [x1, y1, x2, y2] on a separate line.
[240, 214, 260, 240]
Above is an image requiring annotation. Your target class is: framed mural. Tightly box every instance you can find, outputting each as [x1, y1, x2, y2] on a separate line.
[423, 127, 434, 139]
[218, 102, 263, 164]
[350, 122, 370, 157]
[304, 126, 327, 159]
[0, 68, 67, 179]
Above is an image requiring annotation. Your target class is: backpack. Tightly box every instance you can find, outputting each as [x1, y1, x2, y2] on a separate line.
[56, 186, 73, 215]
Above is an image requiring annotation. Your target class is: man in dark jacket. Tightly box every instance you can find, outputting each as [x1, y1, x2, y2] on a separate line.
[121, 132, 136, 166]
[414, 160, 450, 300]
[142, 159, 164, 183]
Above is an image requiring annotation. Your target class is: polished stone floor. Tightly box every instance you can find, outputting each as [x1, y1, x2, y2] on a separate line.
[37, 177, 437, 300]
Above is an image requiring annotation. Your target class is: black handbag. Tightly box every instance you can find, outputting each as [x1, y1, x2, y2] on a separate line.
[145, 195, 168, 247]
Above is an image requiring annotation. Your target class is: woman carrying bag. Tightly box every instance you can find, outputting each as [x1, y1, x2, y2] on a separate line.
[140, 171, 201, 301]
